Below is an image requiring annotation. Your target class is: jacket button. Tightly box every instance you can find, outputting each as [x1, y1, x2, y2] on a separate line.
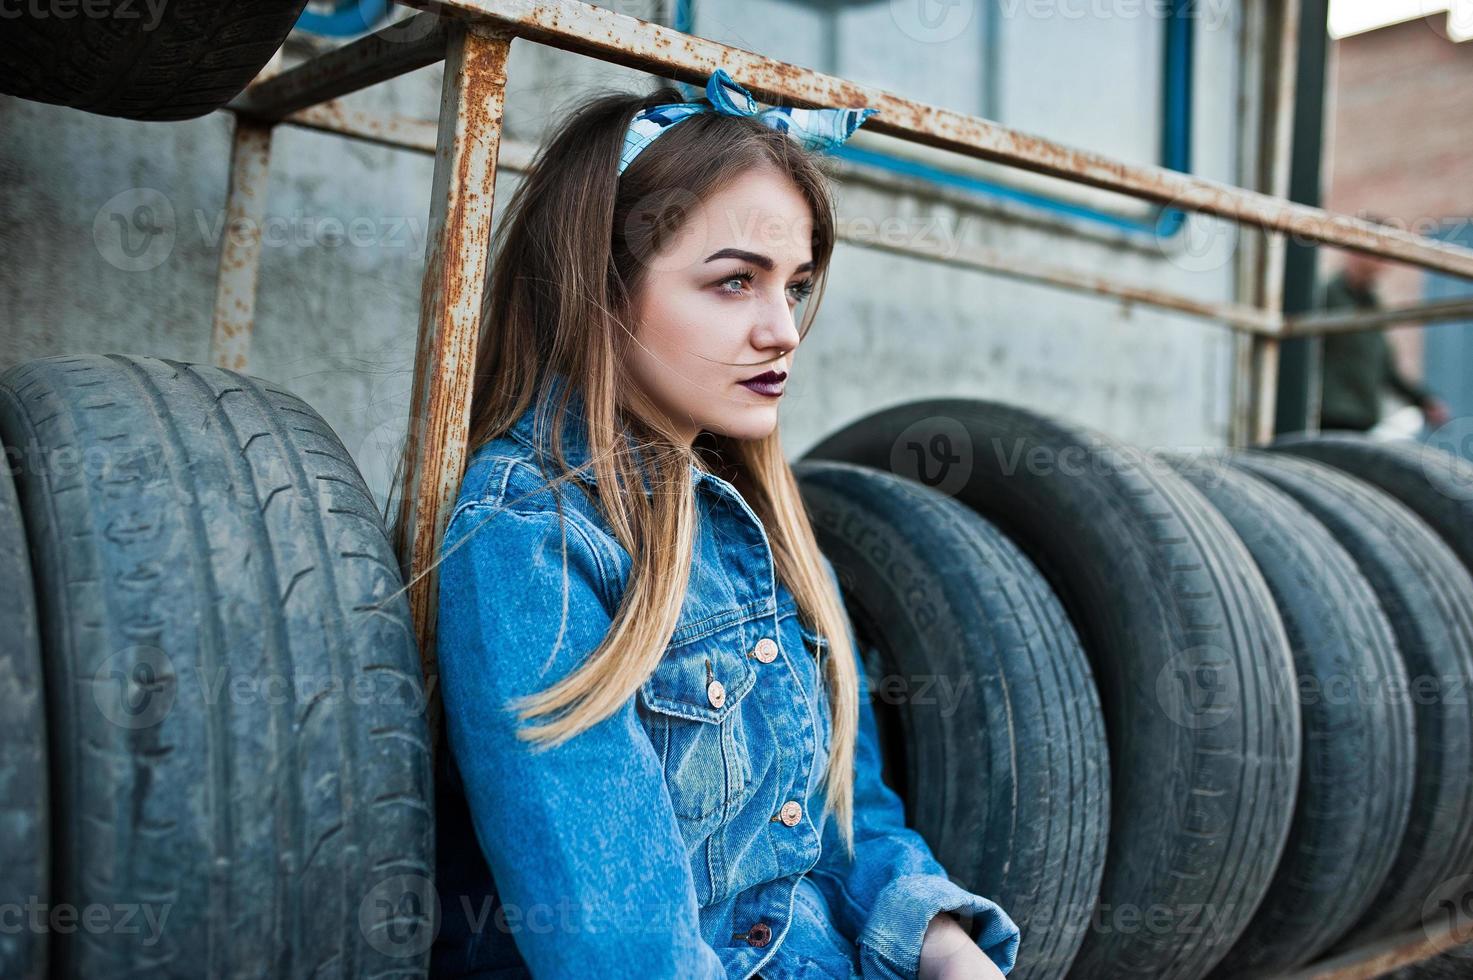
[753, 637, 779, 663]
[779, 800, 802, 826]
[745, 921, 772, 947]
[707, 679, 726, 708]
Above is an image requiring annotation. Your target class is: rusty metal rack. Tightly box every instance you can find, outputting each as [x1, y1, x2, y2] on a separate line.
[213, 2, 1473, 976]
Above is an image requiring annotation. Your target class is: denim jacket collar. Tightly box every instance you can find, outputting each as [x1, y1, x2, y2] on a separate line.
[504, 370, 602, 476]
[505, 370, 728, 499]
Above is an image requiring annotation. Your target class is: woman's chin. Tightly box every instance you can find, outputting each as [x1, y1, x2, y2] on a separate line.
[704, 408, 779, 443]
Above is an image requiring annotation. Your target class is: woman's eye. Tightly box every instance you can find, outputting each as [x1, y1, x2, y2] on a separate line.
[716, 269, 756, 295]
[715, 270, 815, 302]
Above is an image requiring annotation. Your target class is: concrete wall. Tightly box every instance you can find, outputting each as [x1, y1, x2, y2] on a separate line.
[0, 0, 1260, 510]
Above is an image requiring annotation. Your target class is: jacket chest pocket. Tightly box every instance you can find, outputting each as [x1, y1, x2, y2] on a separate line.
[636, 626, 760, 825]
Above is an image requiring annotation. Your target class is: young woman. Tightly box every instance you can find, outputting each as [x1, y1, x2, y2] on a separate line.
[428, 69, 1020, 979]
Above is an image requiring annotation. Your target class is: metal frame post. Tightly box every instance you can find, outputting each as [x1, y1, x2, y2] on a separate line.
[392, 20, 513, 748]
[209, 119, 274, 371]
[1230, 0, 1298, 448]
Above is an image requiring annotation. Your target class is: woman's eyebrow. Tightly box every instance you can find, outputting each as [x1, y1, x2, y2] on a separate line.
[703, 246, 814, 274]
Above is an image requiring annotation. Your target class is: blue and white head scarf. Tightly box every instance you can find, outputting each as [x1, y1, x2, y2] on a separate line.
[618, 68, 880, 177]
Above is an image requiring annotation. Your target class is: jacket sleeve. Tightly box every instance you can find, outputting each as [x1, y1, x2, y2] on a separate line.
[806, 557, 1021, 979]
[435, 500, 728, 978]
[1380, 336, 1432, 407]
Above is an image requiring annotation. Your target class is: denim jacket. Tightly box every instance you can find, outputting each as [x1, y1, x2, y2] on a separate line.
[431, 373, 1020, 978]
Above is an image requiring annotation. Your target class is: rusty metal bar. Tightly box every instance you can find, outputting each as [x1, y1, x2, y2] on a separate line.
[254, 100, 1280, 332]
[273, 101, 540, 179]
[847, 231, 1280, 334]
[1227, 0, 1263, 448]
[1229, 0, 1291, 446]
[1246, 0, 1298, 446]
[227, 11, 450, 121]
[392, 21, 513, 751]
[282, 101, 441, 155]
[1284, 296, 1473, 337]
[208, 118, 274, 372]
[1279, 919, 1469, 979]
[395, 0, 1473, 280]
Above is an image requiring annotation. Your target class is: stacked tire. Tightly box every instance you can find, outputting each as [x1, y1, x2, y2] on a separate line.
[0, 457, 47, 980]
[803, 401, 1473, 979]
[805, 400, 1303, 980]
[793, 460, 1110, 980]
[0, 354, 435, 978]
[0, 0, 311, 121]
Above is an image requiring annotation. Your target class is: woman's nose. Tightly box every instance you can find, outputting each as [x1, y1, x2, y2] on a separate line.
[755, 296, 802, 353]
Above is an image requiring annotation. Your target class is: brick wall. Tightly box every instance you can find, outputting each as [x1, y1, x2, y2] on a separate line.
[1323, 14, 1473, 381]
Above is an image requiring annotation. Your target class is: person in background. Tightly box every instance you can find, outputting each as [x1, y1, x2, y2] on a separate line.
[1318, 245, 1451, 433]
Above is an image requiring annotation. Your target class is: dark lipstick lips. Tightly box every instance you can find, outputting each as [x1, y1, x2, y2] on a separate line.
[739, 370, 786, 397]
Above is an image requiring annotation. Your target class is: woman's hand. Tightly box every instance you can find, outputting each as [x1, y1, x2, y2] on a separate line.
[917, 911, 1007, 980]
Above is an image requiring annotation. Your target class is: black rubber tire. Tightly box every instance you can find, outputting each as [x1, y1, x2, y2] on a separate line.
[1228, 451, 1473, 945]
[806, 401, 1301, 980]
[1268, 432, 1473, 581]
[0, 460, 46, 980]
[1160, 453, 1416, 976]
[0, 0, 309, 121]
[0, 354, 435, 977]
[793, 460, 1109, 980]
